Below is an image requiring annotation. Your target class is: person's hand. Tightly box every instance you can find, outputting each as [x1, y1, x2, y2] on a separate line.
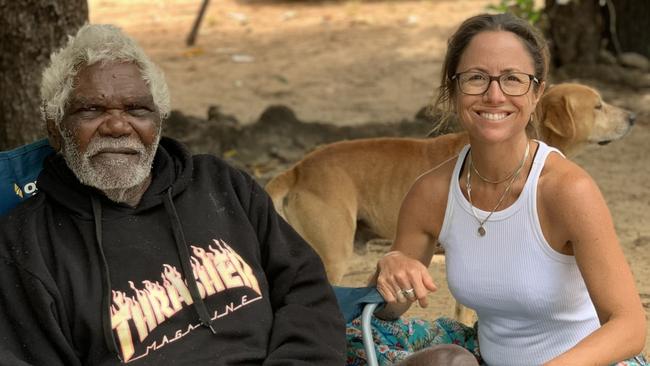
[375, 251, 437, 308]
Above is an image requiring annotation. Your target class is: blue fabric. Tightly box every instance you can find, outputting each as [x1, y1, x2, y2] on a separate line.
[0, 139, 54, 216]
[332, 286, 384, 323]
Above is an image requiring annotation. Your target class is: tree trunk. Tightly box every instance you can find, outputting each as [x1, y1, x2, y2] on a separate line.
[610, 0, 650, 58]
[543, 0, 604, 68]
[0, 0, 88, 150]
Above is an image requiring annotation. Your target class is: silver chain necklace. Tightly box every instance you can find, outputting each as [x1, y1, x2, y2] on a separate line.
[471, 156, 518, 184]
[466, 141, 530, 237]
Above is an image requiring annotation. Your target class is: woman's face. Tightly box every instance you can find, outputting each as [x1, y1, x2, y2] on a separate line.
[454, 30, 544, 143]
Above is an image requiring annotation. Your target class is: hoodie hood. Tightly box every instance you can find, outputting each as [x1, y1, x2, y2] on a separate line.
[37, 137, 193, 217]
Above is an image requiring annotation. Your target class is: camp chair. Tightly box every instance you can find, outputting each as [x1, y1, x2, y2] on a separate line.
[333, 286, 385, 366]
[0, 141, 387, 365]
[0, 138, 53, 216]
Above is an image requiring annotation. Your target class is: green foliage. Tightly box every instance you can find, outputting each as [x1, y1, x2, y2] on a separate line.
[486, 0, 542, 24]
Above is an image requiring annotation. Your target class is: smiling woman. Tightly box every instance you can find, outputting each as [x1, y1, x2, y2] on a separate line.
[372, 12, 647, 366]
[453, 30, 542, 146]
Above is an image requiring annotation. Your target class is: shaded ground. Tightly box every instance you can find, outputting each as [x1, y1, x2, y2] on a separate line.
[90, 0, 650, 354]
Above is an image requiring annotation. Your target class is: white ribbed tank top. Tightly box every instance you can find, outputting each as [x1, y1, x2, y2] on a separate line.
[439, 141, 600, 365]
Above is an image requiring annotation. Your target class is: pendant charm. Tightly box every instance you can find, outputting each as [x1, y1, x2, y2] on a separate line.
[478, 226, 486, 237]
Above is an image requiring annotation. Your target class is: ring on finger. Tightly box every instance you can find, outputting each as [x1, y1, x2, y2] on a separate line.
[401, 288, 415, 298]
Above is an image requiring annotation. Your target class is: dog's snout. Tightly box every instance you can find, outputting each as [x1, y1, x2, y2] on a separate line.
[628, 112, 636, 126]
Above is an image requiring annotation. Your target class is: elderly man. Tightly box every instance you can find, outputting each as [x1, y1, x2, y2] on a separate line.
[0, 24, 345, 365]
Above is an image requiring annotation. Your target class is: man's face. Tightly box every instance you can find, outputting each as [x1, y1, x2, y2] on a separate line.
[56, 62, 161, 191]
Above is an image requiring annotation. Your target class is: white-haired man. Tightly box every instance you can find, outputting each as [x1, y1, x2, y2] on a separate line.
[0, 24, 345, 365]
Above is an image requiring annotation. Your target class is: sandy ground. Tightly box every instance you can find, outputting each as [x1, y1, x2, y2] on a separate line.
[90, 0, 650, 356]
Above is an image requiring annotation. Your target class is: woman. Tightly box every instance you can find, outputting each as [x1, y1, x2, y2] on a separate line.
[373, 13, 647, 365]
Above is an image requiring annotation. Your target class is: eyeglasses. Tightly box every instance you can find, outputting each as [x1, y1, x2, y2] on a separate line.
[451, 71, 540, 96]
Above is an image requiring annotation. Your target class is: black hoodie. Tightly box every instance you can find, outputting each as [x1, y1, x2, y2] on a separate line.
[0, 138, 345, 365]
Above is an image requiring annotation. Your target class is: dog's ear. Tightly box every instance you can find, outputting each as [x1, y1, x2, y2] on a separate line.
[541, 92, 576, 139]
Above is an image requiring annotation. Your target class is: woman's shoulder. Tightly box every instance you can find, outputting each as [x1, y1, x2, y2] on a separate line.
[401, 153, 460, 225]
[538, 150, 602, 209]
[396, 153, 460, 239]
[413, 153, 459, 197]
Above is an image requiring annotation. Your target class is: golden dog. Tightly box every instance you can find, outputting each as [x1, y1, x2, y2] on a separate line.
[266, 83, 634, 286]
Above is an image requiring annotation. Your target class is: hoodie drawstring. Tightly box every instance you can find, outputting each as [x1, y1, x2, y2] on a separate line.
[90, 195, 123, 362]
[90, 189, 217, 362]
[163, 187, 218, 334]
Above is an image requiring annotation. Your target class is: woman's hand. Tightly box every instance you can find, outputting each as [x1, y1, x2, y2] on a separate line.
[372, 168, 449, 320]
[375, 250, 438, 308]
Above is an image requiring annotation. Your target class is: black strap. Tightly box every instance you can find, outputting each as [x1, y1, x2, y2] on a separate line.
[90, 195, 124, 361]
[163, 188, 217, 334]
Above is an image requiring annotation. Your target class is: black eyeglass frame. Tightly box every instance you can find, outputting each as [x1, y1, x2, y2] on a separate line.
[451, 71, 541, 96]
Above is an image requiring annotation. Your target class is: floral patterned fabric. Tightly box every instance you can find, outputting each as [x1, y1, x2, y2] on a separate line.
[346, 316, 480, 365]
[346, 316, 647, 366]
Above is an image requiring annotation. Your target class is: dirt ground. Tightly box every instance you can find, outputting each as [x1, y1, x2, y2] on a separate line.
[90, 0, 650, 356]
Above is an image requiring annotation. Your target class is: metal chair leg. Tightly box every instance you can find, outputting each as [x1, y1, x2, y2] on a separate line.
[361, 302, 379, 366]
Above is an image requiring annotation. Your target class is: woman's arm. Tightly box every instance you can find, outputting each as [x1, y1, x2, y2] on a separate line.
[541, 161, 646, 365]
[373, 167, 451, 320]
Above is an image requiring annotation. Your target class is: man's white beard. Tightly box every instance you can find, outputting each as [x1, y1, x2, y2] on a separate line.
[60, 129, 159, 195]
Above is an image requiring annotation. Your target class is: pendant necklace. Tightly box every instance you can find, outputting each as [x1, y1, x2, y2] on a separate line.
[466, 141, 530, 237]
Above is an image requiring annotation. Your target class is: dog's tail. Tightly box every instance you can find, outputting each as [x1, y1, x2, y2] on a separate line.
[264, 168, 297, 219]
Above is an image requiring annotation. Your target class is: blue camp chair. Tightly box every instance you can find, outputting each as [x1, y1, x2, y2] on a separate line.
[0, 140, 386, 365]
[0, 138, 54, 216]
[333, 286, 385, 366]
